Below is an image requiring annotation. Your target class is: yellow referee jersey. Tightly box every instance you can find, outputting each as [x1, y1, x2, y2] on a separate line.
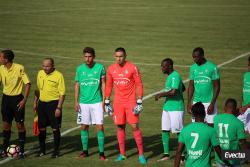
[37, 69, 65, 102]
[0, 63, 30, 96]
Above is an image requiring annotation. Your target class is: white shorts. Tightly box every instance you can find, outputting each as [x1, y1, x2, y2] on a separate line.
[162, 111, 184, 133]
[192, 102, 218, 124]
[77, 102, 104, 125]
[237, 108, 250, 133]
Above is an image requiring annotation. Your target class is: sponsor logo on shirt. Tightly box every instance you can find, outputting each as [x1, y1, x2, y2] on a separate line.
[188, 150, 203, 159]
[113, 78, 130, 85]
[81, 78, 100, 86]
[194, 76, 211, 84]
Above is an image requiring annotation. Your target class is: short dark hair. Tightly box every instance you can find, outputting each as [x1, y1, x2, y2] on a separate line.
[162, 58, 173, 66]
[1, 49, 15, 62]
[83, 47, 95, 57]
[193, 47, 204, 57]
[225, 98, 237, 109]
[115, 47, 126, 55]
[192, 102, 206, 119]
[44, 57, 54, 66]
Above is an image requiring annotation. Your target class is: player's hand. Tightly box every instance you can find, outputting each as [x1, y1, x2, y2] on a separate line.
[55, 108, 61, 117]
[187, 103, 192, 114]
[75, 102, 80, 112]
[133, 99, 143, 115]
[207, 103, 215, 115]
[240, 106, 248, 114]
[155, 94, 161, 101]
[33, 103, 37, 113]
[104, 99, 113, 116]
[17, 98, 27, 111]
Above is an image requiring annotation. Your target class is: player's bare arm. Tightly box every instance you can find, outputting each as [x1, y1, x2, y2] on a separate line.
[18, 83, 31, 111]
[187, 80, 194, 114]
[207, 79, 220, 114]
[174, 142, 185, 167]
[74, 82, 80, 112]
[214, 145, 233, 167]
[55, 95, 65, 117]
[155, 89, 176, 101]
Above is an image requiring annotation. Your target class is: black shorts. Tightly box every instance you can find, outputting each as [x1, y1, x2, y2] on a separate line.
[1, 94, 25, 123]
[37, 100, 62, 129]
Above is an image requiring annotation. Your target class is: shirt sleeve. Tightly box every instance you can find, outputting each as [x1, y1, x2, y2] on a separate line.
[58, 74, 66, 96]
[101, 65, 106, 79]
[237, 121, 246, 140]
[21, 66, 30, 84]
[133, 65, 143, 97]
[210, 128, 219, 147]
[171, 75, 181, 90]
[211, 66, 220, 80]
[178, 130, 185, 143]
[105, 67, 113, 98]
[75, 68, 79, 82]
[37, 71, 41, 90]
[189, 66, 194, 80]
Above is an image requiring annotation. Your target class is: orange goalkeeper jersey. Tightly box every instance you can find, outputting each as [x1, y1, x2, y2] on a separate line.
[106, 61, 143, 103]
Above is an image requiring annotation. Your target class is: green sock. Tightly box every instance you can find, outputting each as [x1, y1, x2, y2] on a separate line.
[97, 131, 105, 153]
[80, 130, 89, 151]
[162, 131, 170, 154]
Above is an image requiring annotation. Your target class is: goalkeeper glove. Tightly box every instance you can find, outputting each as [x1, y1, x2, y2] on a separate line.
[133, 99, 143, 115]
[104, 99, 113, 116]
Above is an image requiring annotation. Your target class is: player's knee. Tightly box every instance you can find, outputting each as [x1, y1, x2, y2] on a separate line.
[80, 124, 89, 130]
[130, 124, 139, 131]
[16, 122, 25, 131]
[3, 122, 11, 130]
[96, 124, 103, 131]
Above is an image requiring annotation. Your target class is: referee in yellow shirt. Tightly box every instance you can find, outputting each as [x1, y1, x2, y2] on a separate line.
[0, 49, 31, 158]
[33, 58, 65, 158]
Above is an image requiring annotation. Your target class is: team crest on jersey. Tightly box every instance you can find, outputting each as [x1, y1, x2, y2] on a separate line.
[82, 72, 85, 75]
[113, 70, 117, 74]
[124, 69, 128, 74]
[205, 69, 208, 73]
[94, 71, 97, 74]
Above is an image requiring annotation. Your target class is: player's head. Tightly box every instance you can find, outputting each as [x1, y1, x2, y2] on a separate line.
[0, 49, 15, 65]
[192, 47, 205, 65]
[192, 102, 206, 121]
[224, 98, 237, 115]
[161, 58, 173, 74]
[248, 56, 250, 71]
[114, 47, 127, 66]
[42, 58, 55, 74]
[83, 47, 95, 66]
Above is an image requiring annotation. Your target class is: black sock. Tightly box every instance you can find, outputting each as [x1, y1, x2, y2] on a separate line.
[53, 129, 60, 154]
[18, 131, 26, 153]
[39, 130, 46, 153]
[3, 130, 11, 153]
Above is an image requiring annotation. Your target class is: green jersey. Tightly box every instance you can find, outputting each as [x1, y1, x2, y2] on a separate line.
[163, 70, 184, 111]
[242, 72, 250, 106]
[190, 60, 220, 103]
[214, 113, 246, 165]
[179, 122, 219, 167]
[75, 63, 105, 104]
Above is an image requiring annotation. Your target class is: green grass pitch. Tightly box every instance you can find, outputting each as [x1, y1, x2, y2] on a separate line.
[0, 0, 250, 166]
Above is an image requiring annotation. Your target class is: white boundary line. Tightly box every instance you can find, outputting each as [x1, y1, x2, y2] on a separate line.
[0, 5, 249, 15]
[0, 48, 247, 69]
[0, 51, 249, 164]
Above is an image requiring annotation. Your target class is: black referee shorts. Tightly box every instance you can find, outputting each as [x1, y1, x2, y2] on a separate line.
[37, 100, 62, 129]
[1, 94, 25, 123]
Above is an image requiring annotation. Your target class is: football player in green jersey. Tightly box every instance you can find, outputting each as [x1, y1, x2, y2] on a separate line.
[74, 47, 106, 160]
[187, 47, 220, 127]
[238, 56, 250, 133]
[174, 102, 231, 167]
[155, 58, 185, 161]
[214, 98, 248, 167]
